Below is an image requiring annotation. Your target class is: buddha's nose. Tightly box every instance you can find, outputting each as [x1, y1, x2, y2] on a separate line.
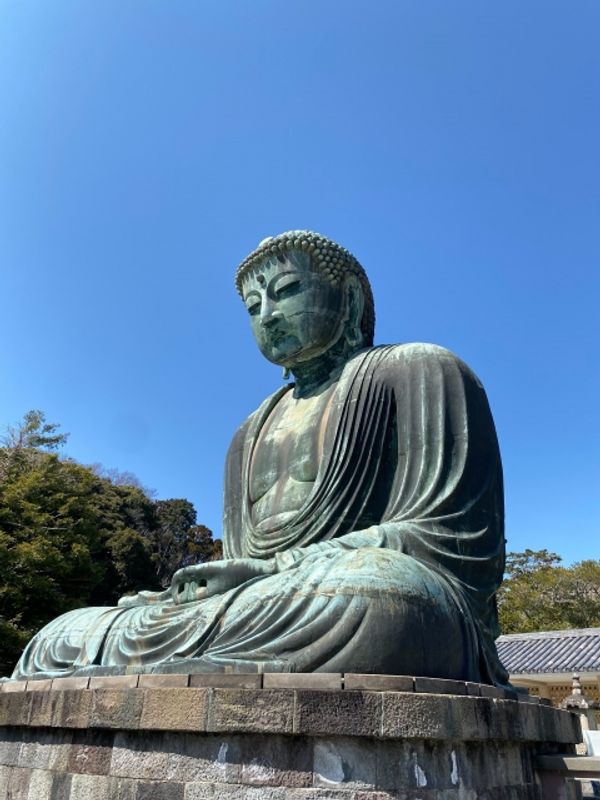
[260, 299, 282, 327]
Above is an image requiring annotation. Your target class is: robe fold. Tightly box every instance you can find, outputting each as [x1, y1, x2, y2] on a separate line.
[12, 343, 508, 685]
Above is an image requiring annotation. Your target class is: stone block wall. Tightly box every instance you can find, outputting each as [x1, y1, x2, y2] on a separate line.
[0, 674, 583, 799]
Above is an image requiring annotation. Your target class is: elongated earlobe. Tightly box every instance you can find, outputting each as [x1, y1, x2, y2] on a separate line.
[344, 277, 365, 349]
[345, 324, 362, 348]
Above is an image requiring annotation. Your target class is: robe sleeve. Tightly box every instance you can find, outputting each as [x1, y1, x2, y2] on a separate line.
[222, 418, 251, 559]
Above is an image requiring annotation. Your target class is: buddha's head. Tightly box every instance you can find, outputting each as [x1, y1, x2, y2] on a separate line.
[236, 231, 375, 372]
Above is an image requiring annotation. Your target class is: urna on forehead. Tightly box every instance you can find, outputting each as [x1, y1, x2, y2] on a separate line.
[235, 230, 376, 344]
[241, 248, 311, 289]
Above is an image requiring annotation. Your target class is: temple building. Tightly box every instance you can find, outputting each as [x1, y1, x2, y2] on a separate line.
[497, 627, 600, 713]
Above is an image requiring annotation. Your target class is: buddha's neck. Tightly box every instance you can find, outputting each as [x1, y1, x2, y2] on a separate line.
[290, 338, 362, 399]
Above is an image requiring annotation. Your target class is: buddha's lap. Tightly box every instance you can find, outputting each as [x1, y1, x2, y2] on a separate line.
[214, 547, 470, 675]
[210, 546, 455, 609]
[20, 548, 469, 677]
[214, 548, 469, 668]
[35, 548, 463, 636]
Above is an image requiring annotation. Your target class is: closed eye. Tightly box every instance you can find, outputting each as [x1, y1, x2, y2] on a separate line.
[274, 279, 301, 299]
[247, 301, 261, 317]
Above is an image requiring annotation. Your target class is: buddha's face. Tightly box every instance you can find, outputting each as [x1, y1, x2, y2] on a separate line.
[241, 251, 346, 368]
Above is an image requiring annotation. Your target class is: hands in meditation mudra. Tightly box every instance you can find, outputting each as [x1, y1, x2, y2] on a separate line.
[14, 231, 508, 685]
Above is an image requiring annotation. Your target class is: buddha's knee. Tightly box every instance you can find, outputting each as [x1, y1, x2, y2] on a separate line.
[317, 547, 444, 598]
[319, 548, 472, 678]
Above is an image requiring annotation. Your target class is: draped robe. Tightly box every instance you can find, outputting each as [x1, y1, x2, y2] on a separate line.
[12, 343, 508, 684]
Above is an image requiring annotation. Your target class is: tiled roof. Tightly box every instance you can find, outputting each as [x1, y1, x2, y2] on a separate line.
[496, 628, 600, 674]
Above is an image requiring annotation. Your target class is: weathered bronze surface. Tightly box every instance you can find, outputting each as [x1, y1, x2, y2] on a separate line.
[12, 231, 508, 684]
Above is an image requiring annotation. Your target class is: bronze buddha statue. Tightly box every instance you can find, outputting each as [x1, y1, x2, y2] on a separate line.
[13, 231, 508, 685]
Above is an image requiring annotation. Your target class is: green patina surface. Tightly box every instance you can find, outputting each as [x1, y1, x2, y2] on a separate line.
[12, 231, 508, 685]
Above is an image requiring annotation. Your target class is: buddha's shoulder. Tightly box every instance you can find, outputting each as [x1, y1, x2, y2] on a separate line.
[226, 385, 289, 457]
[358, 343, 482, 386]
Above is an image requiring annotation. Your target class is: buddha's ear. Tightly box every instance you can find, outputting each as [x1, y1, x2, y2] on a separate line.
[344, 274, 365, 349]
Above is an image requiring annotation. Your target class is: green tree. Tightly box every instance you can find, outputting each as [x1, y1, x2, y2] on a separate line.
[0, 453, 105, 673]
[150, 499, 218, 587]
[186, 524, 222, 564]
[498, 549, 600, 633]
[0, 410, 217, 675]
[2, 409, 69, 452]
[84, 479, 160, 605]
[0, 451, 165, 671]
[0, 410, 69, 481]
[504, 548, 562, 577]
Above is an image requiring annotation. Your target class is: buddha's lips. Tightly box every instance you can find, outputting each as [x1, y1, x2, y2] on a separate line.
[265, 329, 288, 346]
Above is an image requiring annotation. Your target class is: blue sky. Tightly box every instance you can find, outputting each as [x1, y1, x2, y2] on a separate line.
[1, 1, 598, 564]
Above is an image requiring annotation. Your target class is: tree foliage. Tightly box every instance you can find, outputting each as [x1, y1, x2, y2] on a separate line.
[498, 549, 600, 634]
[0, 411, 220, 675]
[152, 499, 217, 587]
[1, 409, 69, 452]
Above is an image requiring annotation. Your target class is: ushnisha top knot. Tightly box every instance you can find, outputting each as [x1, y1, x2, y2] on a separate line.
[235, 230, 375, 345]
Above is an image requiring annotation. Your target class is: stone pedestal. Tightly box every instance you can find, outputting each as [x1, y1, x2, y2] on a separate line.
[0, 674, 582, 799]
